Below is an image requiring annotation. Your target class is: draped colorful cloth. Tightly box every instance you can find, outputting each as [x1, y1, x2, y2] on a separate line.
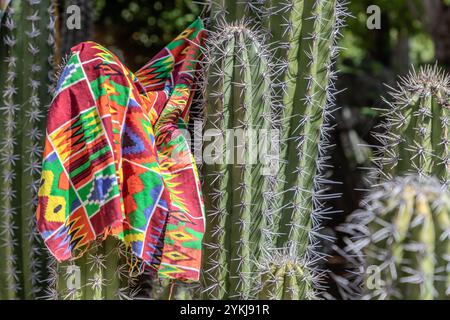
[36, 19, 206, 282]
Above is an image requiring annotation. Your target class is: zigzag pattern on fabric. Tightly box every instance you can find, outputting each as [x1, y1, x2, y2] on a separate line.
[36, 18, 206, 282]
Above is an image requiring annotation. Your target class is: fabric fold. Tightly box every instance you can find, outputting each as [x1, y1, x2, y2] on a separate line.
[36, 18, 206, 282]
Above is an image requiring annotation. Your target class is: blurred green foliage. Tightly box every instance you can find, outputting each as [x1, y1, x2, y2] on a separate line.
[340, 0, 434, 69]
[92, 0, 201, 69]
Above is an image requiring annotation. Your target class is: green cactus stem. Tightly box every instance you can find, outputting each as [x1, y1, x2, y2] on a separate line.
[0, 0, 56, 300]
[201, 20, 275, 300]
[272, 0, 345, 269]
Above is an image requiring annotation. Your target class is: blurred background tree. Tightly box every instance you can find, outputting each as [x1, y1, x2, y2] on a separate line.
[92, 0, 201, 70]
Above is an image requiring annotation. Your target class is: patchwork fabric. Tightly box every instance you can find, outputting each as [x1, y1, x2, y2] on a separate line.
[36, 18, 206, 282]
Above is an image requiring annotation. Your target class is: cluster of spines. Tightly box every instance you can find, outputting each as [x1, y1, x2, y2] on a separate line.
[0, 0, 55, 300]
[373, 64, 450, 186]
[342, 176, 450, 300]
[257, 247, 313, 300]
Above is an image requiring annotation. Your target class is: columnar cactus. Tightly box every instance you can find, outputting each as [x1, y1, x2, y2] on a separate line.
[374, 65, 450, 185]
[201, 20, 275, 300]
[337, 67, 450, 300]
[201, 0, 348, 299]
[270, 0, 345, 271]
[344, 176, 450, 300]
[0, 0, 56, 299]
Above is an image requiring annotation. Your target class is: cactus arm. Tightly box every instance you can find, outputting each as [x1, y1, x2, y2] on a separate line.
[345, 176, 450, 300]
[378, 66, 450, 184]
[276, 0, 338, 255]
[202, 32, 235, 299]
[202, 21, 277, 299]
[228, 31, 253, 299]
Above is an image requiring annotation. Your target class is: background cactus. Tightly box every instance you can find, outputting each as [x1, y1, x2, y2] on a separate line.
[336, 66, 450, 300]
[0, 0, 56, 300]
[201, 0, 348, 300]
[343, 176, 450, 300]
[374, 65, 450, 185]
